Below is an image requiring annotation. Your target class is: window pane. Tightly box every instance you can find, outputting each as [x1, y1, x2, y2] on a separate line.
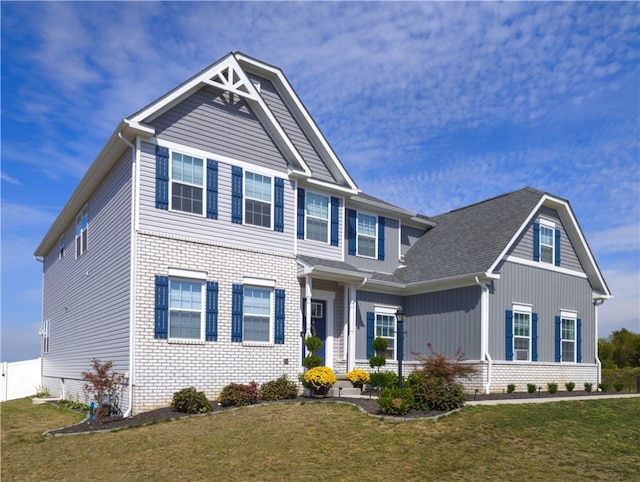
[172, 153, 203, 186]
[307, 218, 328, 242]
[561, 318, 575, 339]
[513, 313, 530, 336]
[540, 226, 554, 245]
[169, 311, 201, 339]
[245, 199, 271, 227]
[357, 213, 377, 237]
[540, 226, 554, 263]
[562, 341, 575, 362]
[358, 235, 376, 257]
[170, 280, 201, 310]
[306, 193, 328, 219]
[244, 287, 271, 342]
[245, 172, 271, 202]
[172, 183, 203, 214]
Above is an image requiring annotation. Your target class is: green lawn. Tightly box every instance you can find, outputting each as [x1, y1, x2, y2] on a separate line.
[2, 397, 638, 481]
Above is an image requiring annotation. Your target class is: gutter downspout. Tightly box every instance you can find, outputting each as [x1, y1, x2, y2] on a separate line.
[34, 256, 45, 393]
[476, 276, 493, 394]
[594, 298, 605, 385]
[347, 277, 368, 372]
[118, 132, 136, 418]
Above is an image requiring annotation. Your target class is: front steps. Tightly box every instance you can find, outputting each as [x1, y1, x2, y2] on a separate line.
[328, 377, 363, 397]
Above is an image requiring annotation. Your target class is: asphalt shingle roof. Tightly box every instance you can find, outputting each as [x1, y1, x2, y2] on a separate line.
[398, 187, 545, 284]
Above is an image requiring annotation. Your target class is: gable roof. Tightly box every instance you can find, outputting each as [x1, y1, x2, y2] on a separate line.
[398, 187, 611, 297]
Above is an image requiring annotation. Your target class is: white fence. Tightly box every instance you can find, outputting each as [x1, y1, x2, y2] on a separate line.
[1, 358, 42, 401]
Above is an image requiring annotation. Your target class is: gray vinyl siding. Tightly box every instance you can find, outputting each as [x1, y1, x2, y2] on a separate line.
[489, 261, 595, 363]
[151, 85, 289, 173]
[297, 194, 343, 260]
[355, 291, 404, 359]
[401, 224, 427, 256]
[509, 206, 583, 272]
[405, 287, 482, 361]
[137, 141, 295, 253]
[252, 76, 337, 184]
[346, 216, 401, 274]
[41, 150, 132, 385]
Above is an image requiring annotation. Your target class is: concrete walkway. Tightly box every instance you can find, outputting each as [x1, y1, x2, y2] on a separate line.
[466, 393, 640, 406]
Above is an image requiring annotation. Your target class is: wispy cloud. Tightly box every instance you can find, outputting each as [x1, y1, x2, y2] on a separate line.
[1, 172, 21, 185]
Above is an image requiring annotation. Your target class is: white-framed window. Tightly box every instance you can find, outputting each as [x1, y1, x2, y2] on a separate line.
[42, 319, 50, 353]
[171, 152, 204, 214]
[245, 171, 272, 228]
[540, 224, 554, 264]
[513, 310, 531, 361]
[75, 205, 88, 258]
[305, 191, 329, 242]
[375, 307, 397, 359]
[243, 286, 272, 342]
[561, 316, 576, 363]
[169, 278, 204, 340]
[59, 235, 66, 259]
[357, 212, 377, 258]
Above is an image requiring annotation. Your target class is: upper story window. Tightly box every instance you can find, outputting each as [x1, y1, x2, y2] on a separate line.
[75, 205, 88, 258]
[245, 172, 272, 228]
[306, 192, 329, 242]
[171, 152, 204, 215]
[42, 319, 50, 353]
[169, 278, 204, 340]
[357, 212, 377, 258]
[534, 219, 560, 266]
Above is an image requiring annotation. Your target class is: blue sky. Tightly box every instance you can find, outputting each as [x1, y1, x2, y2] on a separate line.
[1, 1, 638, 363]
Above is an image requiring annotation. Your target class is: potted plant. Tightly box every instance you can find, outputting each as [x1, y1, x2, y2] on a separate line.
[303, 366, 337, 397]
[345, 369, 370, 389]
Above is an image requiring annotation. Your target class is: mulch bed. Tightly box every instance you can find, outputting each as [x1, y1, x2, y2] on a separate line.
[46, 390, 630, 436]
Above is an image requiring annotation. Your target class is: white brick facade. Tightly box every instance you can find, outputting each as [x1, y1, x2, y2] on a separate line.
[133, 231, 302, 413]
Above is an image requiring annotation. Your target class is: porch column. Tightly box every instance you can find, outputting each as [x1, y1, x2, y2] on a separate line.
[304, 276, 312, 337]
[347, 285, 357, 372]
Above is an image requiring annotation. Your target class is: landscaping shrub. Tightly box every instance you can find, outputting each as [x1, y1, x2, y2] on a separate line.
[171, 387, 212, 414]
[407, 376, 466, 412]
[527, 383, 537, 394]
[547, 382, 558, 394]
[584, 382, 593, 392]
[601, 367, 640, 392]
[303, 335, 323, 369]
[369, 337, 388, 371]
[259, 375, 298, 400]
[412, 344, 478, 386]
[219, 382, 258, 407]
[302, 366, 337, 391]
[614, 382, 624, 392]
[345, 369, 370, 388]
[507, 384, 516, 393]
[81, 358, 124, 420]
[565, 382, 575, 392]
[378, 387, 414, 416]
[598, 383, 608, 392]
[370, 370, 398, 389]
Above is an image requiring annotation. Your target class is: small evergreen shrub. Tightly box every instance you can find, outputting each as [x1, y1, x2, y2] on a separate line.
[259, 375, 298, 400]
[372, 337, 389, 354]
[219, 381, 258, 407]
[565, 382, 575, 392]
[408, 376, 466, 412]
[547, 382, 558, 394]
[370, 371, 398, 389]
[584, 382, 593, 392]
[171, 387, 212, 414]
[369, 355, 387, 371]
[614, 382, 624, 392]
[303, 354, 323, 370]
[303, 335, 323, 369]
[378, 387, 414, 416]
[527, 383, 537, 394]
[507, 384, 516, 393]
[598, 383, 608, 392]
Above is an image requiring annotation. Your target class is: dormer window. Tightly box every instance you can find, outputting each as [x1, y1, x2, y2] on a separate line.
[540, 224, 554, 264]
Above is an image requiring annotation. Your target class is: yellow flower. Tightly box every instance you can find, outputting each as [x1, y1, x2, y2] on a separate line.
[303, 366, 337, 390]
[345, 369, 370, 387]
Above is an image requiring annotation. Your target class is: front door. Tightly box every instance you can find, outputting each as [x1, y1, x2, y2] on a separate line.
[310, 300, 327, 365]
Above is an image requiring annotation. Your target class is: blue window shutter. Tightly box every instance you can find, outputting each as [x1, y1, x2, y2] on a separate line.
[155, 146, 169, 210]
[274, 178, 284, 232]
[532, 312, 538, 362]
[347, 209, 357, 256]
[206, 159, 218, 219]
[377, 216, 385, 261]
[205, 281, 218, 341]
[297, 188, 305, 239]
[330, 197, 340, 246]
[577, 319, 582, 363]
[231, 166, 243, 224]
[274, 289, 285, 344]
[154, 275, 168, 339]
[533, 222, 540, 261]
[555, 316, 561, 362]
[554, 229, 561, 266]
[505, 310, 513, 361]
[366, 312, 375, 358]
[231, 284, 243, 342]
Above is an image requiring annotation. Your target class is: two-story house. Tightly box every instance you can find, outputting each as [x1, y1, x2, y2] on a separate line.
[34, 52, 610, 415]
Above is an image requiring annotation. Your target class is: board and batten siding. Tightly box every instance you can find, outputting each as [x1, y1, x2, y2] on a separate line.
[401, 224, 427, 256]
[489, 261, 595, 363]
[137, 141, 295, 254]
[251, 75, 337, 184]
[508, 206, 583, 272]
[346, 216, 401, 274]
[405, 286, 482, 361]
[355, 291, 404, 360]
[151, 85, 289, 173]
[41, 150, 133, 394]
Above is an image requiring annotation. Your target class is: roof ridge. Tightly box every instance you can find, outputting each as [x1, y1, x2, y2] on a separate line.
[434, 186, 543, 218]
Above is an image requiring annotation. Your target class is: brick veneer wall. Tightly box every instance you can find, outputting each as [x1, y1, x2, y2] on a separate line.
[133, 231, 301, 414]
